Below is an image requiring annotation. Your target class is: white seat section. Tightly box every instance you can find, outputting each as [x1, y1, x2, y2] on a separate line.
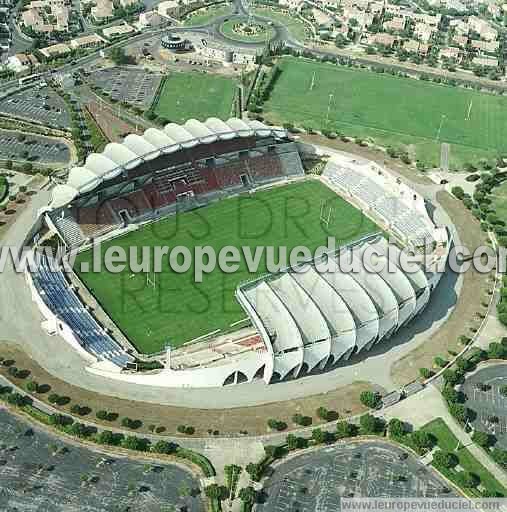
[268, 274, 331, 373]
[245, 282, 303, 380]
[291, 265, 356, 362]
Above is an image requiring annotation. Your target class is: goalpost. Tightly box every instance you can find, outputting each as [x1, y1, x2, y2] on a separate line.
[320, 200, 334, 230]
[309, 71, 316, 91]
[146, 272, 157, 290]
[465, 99, 473, 121]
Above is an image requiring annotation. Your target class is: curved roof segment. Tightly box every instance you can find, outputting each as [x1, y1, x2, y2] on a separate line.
[239, 235, 435, 378]
[48, 118, 287, 210]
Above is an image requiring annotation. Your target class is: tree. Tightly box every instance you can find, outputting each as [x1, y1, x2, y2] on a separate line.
[238, 486, 257, 504]
[419, 368, 433, 379]
[205, 483, 225, 500]
[109, 47, 134, 66]
[292, 413, 312, 426]
[432, 450, 458, 469]
[336, 421, 357, 439]
[491, 448, 507, 468]
[360, 391, 382, 409]
[245, 463, 262, 482]
[316, 407, 330, 421]
[500, 385, 507, 397]
[488, 342, 507, 360]
[25, 380, 38, 393]
[388, 418, 406, 438]
[410, 431, 433, 453]
[451, 186, 465, 200]
[433, 356, 448, 368]
[286, 433, 307, 451]
[448, 403, 472, 424]
[264, 445, 283, 459]
[360, 414, 383, 434]
[472, 430, 493, 448]
[96, 430, 115, 445]
[442, 386, 462, 404]
[311, 428, 332, 444]
[152, 440, 177, 454]
[457, 471, 480, 488]
[442, 369, 463, 387]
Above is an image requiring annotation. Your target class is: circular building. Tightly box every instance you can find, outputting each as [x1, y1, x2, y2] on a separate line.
[161, 34, 187, 52]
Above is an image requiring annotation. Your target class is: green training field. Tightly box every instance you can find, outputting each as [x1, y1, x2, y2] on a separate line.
[153, 72, 236, 123]
[75, 181, 377, 354]
[264, 57, 507, 167]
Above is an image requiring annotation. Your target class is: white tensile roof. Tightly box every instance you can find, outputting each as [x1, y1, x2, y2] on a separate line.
[48, 118, 286, 210]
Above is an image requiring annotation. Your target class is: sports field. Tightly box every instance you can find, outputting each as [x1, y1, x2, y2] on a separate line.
[75, 181, 377, 354]
[264, 57, 507, 167]
[153, 72, 236, 123]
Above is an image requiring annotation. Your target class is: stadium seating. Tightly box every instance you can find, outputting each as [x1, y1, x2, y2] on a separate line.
[31, 256, 133, 367]
[323, 161, 434, 246]
[51, 211, 86, 247]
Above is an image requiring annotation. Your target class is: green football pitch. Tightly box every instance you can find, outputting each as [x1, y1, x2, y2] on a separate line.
[153, 72, 236, 123]
[75, 181, 377, 354]
[264, 57, 507, 166]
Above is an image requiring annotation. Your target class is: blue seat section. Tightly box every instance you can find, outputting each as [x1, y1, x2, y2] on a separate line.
[31, 256, 134, 368]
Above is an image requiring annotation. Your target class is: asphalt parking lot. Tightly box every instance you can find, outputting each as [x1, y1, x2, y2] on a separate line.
[0, 129, 70, 164]
[89, 67, 163, 109]
[257, 441, 456, 511]
[0, 86, 71, 129]
[461, 364, 507, 449]
[0, 408, 204, 512]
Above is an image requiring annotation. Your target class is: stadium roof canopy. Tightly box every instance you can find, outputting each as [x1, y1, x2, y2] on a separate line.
[49, 118, 288, 210]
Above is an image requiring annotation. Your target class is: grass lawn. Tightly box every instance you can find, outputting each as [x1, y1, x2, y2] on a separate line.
[182, 3, 233, 26]
[153, 72, 236, 123]
[421, 418, 507, 497]
[83, 109, 108, 152]
[264, 57, 507, 168]
[75, 181, 377, 353]
[219, 19, 276, 43]
[252, 6, 308, 41]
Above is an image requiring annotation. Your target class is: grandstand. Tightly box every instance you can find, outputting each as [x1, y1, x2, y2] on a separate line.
[46, 118, 303, 248]
[26, 118, 449, 387]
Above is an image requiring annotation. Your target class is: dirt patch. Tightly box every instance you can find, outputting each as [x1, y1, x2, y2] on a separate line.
[0, 342, 370, 437]
[300, 133, 432, 185]
[86, 101, 141, 142]
[390, 191, 491, 385]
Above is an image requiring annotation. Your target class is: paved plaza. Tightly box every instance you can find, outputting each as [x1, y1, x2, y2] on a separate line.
[257, 441, 456, 512]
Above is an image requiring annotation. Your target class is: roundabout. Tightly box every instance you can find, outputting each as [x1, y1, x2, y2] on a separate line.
[218, 17, 276, 43]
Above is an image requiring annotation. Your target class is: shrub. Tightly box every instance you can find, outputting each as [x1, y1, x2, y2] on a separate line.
[451, 186, 465, 200]
[432, 450, 458, 469]
[360, 390, 382, 409]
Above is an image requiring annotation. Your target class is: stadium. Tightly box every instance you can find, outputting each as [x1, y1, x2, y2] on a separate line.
[25, 117, 449, 388]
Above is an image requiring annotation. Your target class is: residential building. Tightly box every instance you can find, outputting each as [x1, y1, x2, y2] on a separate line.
[414, 22, 435, 42]
[91, 0, 113, 20]
[468, 16, 497, 41]
[472, 55, 498, 67]
[157, 0, 178, 17]
[39, 42, 71, 58]
[367, 32, 397, 47]
[403, 39, 429, 55]
[137, 10, 165, 27]
[452, 34, 468, 47]
[102, 23, 135, 38]
[70, 33, 105, 49]
[6, 52, 39, 72]
[383, 17, 405, 32]
[440, 46, 460, 60]
[470, 39, 499, 53]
